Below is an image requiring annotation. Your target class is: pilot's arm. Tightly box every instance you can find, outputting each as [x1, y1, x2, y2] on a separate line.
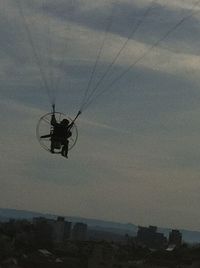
[68, 121, 74, 130]
[51, 114, 57, 126]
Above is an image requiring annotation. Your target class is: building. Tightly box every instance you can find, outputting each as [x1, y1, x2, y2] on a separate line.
[169, 229, 182, 247]
[72, 222, 87, 241]
[137, 226, 167, 249]
[51, 217, 71, 243]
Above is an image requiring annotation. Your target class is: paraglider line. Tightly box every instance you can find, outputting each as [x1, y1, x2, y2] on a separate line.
[80, 3, 116, 111]
[80, 0, 156, 111]
[82, 1, 200, 110]
[17, 0, 54, 106]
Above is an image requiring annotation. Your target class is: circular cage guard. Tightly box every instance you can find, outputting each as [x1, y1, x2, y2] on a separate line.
[36, 112, 78, 153]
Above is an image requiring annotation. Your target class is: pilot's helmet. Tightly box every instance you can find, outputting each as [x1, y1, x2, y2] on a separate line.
[61, 119, 69, 125]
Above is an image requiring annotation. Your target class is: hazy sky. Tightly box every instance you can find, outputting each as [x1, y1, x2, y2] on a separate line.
[1, 0, 200, 231]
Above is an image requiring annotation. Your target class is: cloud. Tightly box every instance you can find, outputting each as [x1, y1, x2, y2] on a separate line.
[1, 0, 200, 231]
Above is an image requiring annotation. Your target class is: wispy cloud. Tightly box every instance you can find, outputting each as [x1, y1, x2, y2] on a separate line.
[1, 0, 200, 231]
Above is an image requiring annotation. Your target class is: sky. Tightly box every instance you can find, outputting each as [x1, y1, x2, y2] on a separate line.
[1, 0, 200, 231]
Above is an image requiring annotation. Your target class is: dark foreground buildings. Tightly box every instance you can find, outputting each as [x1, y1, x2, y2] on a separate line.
[0, 217, 194, 268]
[169, 229, 182, 247]
[136, 225, 167, 249]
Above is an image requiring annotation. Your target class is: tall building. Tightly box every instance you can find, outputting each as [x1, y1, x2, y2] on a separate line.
[72, 222, 87, 241]
[50, 217, 71, 243]
[137, 225, 167, 249]
[169, 229, 182, 247]
[33, 216, 71, 244]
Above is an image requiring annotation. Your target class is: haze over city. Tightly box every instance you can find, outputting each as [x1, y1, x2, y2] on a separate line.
[1, 0, 200, 231]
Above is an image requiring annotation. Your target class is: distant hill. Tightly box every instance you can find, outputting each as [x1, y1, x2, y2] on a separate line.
[0, 208, 199, 243]
[0, 208, 47, 221]
[0, 208, 137, 234]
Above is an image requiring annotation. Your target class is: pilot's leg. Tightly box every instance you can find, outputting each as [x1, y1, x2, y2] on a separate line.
[51, 142, 54, 153]
[50, 137, 56, 153]
[61, 140, 69, 158]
